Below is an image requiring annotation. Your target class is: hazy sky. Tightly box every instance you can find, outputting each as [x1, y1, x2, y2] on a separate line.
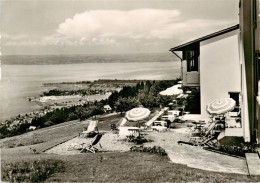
[1, 0, 239, 55]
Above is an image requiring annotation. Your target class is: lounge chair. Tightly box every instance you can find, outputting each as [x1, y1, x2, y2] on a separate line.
[119, 117, 127, 127]
[80, 134, 103, 153]
[189, 121, 216, 137]
[151, 126, 167, 132]
[80, 120, 99, 137]
[178, 121, 218, 146]
[189, 131, 221, 146]
[112, 117, 128, 133]
[68, 143, 86, 151]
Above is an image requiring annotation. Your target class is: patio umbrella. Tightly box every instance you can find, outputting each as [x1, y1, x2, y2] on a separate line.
[159, 84, 183, 96]
[207, 98, 236, 115]
[125, 107, 151, 121]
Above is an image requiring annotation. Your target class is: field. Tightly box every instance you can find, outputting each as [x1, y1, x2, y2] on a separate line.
[1, 114, 260, 182]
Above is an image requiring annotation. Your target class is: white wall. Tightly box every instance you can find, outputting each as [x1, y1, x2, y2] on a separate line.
[239, 33, 251, 142]
[200, 33, 241, 118]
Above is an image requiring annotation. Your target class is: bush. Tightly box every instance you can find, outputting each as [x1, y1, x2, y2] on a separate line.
[43, 121, 55, 127]
[115, 97, 140, 114]
[2, 159, 65, 183]
[130, 145, 167, 156]
[126, 134, 148, 144]
[210, 143, 260, 157]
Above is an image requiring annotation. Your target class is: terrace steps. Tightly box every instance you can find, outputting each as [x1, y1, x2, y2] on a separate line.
[245, 153, 260, 175]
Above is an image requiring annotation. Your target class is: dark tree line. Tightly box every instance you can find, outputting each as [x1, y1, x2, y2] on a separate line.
[106, 79, 181, 114]
[0, 104, 105, 139]
[43, 89, 104, 96]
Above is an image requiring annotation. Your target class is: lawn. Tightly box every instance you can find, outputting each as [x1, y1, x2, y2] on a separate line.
[2, 151, 260, 183]
[0, 114, 123, 149]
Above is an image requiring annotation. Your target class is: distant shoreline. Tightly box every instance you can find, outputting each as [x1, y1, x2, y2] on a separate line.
[1, 61, 177, 65]
[1, 53, 179, 65]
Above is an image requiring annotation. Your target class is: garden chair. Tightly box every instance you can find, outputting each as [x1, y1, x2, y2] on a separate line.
[110, 124, 120, 134]
[226, 110, 241, 128]
[80, 134, 103, 153]
[110, 123, 117, 131]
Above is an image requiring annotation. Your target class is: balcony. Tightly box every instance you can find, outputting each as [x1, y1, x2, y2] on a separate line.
[182, 71, 200, 87]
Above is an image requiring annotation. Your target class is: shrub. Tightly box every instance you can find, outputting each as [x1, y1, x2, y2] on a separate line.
[130, 145, 167, 156]
[126, 134, 148, 144]
[210, 143, 260, 157]
[2, 159, 65, 183]
[43, 121, 55, 127]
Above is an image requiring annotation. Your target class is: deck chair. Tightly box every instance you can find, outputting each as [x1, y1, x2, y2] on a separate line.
[189, 121, 216, 137]
[189, 121, 216, 139]
[178, 121, 217, 146]
[67, 143, 86, 151]
[80, 134, 103, 153]
[189, 131, 221, 146]
[80, 120, 99, 137]
[119, 117, 127, 127]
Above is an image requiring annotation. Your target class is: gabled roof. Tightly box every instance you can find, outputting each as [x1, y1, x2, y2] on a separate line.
[170, 24, 239, 52]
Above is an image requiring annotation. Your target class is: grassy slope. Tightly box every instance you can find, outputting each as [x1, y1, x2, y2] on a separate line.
[1, 114, 260, 183]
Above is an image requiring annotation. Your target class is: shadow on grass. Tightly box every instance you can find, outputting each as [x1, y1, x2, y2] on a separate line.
[2, 159, 65, 183]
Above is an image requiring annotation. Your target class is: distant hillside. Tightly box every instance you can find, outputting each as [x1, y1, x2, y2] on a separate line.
[1, 52, 179, 65]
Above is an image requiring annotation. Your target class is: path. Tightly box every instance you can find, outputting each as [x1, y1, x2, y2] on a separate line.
[145, 130, 248, 174]
[246, 153, 260, 175]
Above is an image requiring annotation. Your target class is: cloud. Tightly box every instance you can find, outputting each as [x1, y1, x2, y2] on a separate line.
[56, 9, 181, 41]
[54, 9, 232, 44]
[2, 33, 40, 46]
[2, 9, 234, 48]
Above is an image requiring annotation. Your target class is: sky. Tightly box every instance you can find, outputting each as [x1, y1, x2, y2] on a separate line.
[1, 0, 239, 55]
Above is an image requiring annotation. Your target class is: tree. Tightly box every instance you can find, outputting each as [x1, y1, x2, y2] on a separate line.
[138, 93, 160, 108]
[107, 91, 119, 108]
[115, 97, 140, 115]
[159, 96, 174, 106]
[91, 106, 105, 119]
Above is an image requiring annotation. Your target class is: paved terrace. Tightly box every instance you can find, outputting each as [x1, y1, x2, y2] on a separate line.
[145, 129, 248, 174]
[246, 153, 260, 175]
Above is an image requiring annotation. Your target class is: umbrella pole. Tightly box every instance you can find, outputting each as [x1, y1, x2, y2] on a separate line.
[138, 121, 141, 137]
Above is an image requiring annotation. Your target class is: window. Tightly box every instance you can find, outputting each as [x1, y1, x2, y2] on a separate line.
[186, 51, 199, 72]
[229, 92, 240, 106]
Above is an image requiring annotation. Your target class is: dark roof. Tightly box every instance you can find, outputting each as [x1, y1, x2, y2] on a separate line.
[170, 24, 239, 52]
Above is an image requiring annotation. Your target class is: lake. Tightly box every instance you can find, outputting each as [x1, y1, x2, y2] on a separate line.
[0, 61, 181, 122]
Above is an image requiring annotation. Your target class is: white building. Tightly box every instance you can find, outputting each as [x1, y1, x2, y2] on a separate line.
[104, 105, 112, 112]
[170, 0, 259, 143]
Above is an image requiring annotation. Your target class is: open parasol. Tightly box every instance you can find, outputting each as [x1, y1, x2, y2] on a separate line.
[207, 98, 236, 115]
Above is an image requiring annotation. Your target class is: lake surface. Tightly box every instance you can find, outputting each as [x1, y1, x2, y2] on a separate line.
[0, 61, 181, 122]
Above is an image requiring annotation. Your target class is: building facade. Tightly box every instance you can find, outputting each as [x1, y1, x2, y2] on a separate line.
[170, 0, 259, 143]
